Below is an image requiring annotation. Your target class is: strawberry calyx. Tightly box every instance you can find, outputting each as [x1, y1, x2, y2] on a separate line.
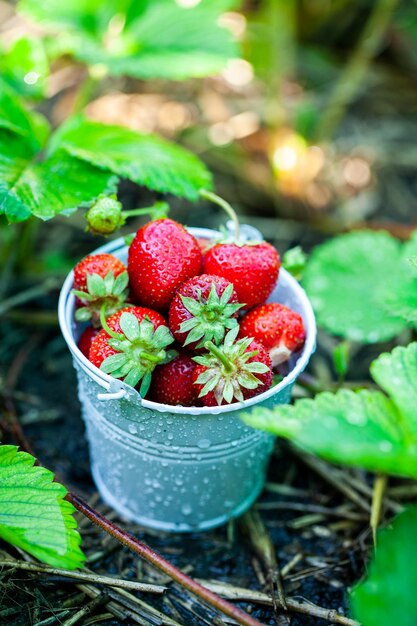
[73, 270, 129, 327]
[99, 310, 176, 396]
[179, 283, 243, 348]
[193, 327, 270, 405]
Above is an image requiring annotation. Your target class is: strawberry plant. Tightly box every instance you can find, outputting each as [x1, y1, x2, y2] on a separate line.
[243, 341, 417, 479]
[303, 229, 417, 343]
[17, 0, 238, 82]
[0, 0, 242, 228]
[0, 36, 48, 99]
[0, 446, 84, 569]
[241, 236, 417, 625]
[0, 86, 212, 223]
[351, 503, 417, 626]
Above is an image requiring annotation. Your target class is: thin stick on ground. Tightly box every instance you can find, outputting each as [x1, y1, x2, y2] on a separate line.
[77, 584, 145, 625]
[61, 593, 108, 626]
[0, 560, 166, 594]
[197, 580, 360, 626]
[240, 510, 287, 610]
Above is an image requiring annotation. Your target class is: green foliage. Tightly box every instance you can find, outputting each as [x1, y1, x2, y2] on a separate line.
[19, 0, 238, 80]
[381, 232, 417, 328]
[0, 82, 49, 142]
[302, 230, 410, 343]
[282, 246, 307, 280]
[332, 341, 350, 378]
[371, 343, 417, 440]
[351, 503, 417, 626]
[54, 117, 212, 200]
[0, 445, 85, 569]
[0, 37, 48, 99]
[0, 91, 212, 222]
[2, 148, 118, 222]
[243, 343, 417, 479]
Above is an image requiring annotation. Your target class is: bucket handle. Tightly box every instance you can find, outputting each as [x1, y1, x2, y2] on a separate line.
[97, 389, 127, 401]
[96, 379, 142, 404]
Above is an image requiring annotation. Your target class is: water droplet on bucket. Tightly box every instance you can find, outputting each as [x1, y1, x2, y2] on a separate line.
[127, 423, 138, 434]
[197, 438, 211, 449]
[181, 504, 192, 516]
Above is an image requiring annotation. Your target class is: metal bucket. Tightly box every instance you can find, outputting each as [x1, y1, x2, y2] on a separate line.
[59, 227, 316, 532]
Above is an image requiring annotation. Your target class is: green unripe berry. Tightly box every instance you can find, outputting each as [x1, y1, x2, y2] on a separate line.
[86, 195, 124, 235]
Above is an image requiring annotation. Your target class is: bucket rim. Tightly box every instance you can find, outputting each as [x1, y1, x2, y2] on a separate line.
[58, 228, 316, 416]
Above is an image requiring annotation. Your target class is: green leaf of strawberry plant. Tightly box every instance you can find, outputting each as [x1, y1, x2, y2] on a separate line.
[350, 503, 417, 626]
[0, 445, 85, 569]
[244, 389, 417, 478]
[0, 141, 118, 222]
[380, 231, 417, 328]
[0, 37, 48, 99]
[53, 117, 212, 201]
[0, 88, 117, 222]
[0, 91, 212, 221]
[302, 230, 408, 343]
[242, 343, 417, 480]
[19, 0, 238, 81]
[371, 343, 417, 440]
[0, 81, 49, 144]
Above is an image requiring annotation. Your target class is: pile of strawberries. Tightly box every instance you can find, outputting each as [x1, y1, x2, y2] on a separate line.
[73, 218, 306, 407]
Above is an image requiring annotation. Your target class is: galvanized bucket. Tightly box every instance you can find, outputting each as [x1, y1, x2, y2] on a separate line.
[59, 227, 316, 532]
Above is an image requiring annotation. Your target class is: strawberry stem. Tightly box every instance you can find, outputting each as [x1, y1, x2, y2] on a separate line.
[199, 189, 240, 241]
[140, 351, 162, 363]
[99, 304, 124, 340]
[123, 201, 169, 220]
[204, 340, 234, 373]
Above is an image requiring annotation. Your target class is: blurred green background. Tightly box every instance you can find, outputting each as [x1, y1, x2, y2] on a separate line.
[2, 0, 417, 254]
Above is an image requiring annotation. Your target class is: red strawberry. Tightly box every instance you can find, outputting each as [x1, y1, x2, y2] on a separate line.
[72, 254, 129, 326]
[89, 306, 175, 397]
[148, 352, 197, 406]
[77, 326, 99, 358]
[239, 303, 306, 367]
[203, 241, 280, 309]
[73, 254, 126, 292]
[128, 219, 203, 311]
[168, 274, 242, 350]
[192, 327, 272, 406]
